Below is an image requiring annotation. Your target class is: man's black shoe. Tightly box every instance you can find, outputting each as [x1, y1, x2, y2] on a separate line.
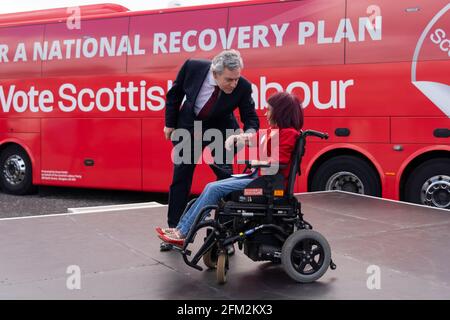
[160, 242, 173, 252]
[211, 164, 233, 180]
[226, 244, 235, 256]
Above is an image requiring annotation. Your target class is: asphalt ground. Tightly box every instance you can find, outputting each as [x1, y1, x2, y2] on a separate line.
[1, 192, 449, 299]
[0, 187, 169, 219]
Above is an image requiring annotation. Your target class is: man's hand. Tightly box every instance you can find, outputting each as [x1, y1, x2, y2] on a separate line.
[164, 126, 175, 140]
[225, 131, 257, 151]
[225, 134, 247, 151]
[225, 135, 237, 151]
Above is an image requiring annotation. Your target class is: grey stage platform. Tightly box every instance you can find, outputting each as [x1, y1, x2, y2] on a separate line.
[0, 191, 449, 300]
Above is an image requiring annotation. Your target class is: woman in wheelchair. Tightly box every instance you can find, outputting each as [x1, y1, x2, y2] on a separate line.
[156, 92, 303, 246]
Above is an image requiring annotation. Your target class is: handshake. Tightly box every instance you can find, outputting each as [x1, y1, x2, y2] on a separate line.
[225, 132, 255, 151]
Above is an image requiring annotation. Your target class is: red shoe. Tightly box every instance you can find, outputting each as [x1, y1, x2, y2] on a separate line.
[158, 233, 185, 246]
[155, 227, 176, 236]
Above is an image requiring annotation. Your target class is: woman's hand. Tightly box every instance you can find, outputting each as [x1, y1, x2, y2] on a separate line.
[250, 160, 269, 166]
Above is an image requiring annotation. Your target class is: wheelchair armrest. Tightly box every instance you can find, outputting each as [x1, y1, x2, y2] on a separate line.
[302, 129, 329, 140]
[238, 160, 272, 168]
[239, 160, 287, 168]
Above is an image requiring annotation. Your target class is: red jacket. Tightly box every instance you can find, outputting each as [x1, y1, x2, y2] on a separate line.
[258, 127, 300, 180]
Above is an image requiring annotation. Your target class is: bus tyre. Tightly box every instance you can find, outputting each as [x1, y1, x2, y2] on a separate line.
[0, 145, 36, 195]
[404, 158, 450, 209]
[310, 155, 381, 197]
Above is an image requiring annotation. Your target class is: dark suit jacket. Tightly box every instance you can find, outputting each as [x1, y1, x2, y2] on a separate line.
[165, 59, 259, 134]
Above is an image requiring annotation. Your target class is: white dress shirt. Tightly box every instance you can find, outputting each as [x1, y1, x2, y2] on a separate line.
[194, 70, 218, 116]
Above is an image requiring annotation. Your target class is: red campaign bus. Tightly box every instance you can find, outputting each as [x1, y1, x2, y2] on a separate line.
[0, 0, 449, 209]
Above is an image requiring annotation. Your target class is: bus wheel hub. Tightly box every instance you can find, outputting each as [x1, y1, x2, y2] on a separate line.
[326, 172, 365, 194]
[421, 175, 450, 209]
[3, 155, 26, 185]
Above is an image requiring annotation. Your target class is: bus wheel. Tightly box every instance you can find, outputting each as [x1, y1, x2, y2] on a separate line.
[310, 155, 381, 197]
[405, 158, 450, 209]
[0, 145, 36, 195]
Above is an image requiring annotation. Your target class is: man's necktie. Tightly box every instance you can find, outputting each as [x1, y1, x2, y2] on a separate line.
[197, 86, 220, 120]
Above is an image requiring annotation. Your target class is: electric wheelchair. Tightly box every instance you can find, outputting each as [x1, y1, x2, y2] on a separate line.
[164, 129, 336, 284]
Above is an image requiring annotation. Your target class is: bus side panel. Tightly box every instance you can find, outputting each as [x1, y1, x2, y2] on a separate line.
[392, 117, 450, 144]
[242, 62, 445, 119]
[346, 0, 450, 64]
[228, 0, 345, 68]
[0, 118, 40, 133]
[0, 24, 43, 80]
[346, 0, 450, 121]
[128, 8, 229, 74]
[42, 17, 129, 77]
[304, 117, 390, 143]
[40, 118, 142, 190]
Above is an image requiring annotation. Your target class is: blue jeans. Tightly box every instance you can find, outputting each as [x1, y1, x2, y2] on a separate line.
[177, 176, 254, 237]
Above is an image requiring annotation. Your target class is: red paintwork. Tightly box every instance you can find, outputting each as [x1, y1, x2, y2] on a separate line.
[0, 4, 129, 27]
[0, 1, 449, 198]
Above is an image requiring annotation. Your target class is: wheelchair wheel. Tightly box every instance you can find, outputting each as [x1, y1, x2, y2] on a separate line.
[281, 230, 331, 283]
[216, 252, 229, 284]
[203, 244, 219, 269]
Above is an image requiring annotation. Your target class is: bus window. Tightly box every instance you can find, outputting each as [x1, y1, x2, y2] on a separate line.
[42, 17, 129, 76]
[128, 8, 229, 74]
[0, 25, 44, 79]
[228, 0, 345, 69]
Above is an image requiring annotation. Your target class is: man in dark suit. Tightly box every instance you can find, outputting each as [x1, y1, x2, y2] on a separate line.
[164, 49, 259, 230]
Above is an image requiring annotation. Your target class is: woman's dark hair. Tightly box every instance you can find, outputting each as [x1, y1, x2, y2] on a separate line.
[267, 92, 303, 130]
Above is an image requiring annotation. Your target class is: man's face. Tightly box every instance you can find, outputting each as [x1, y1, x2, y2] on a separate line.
[213, 68, 241, 94]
